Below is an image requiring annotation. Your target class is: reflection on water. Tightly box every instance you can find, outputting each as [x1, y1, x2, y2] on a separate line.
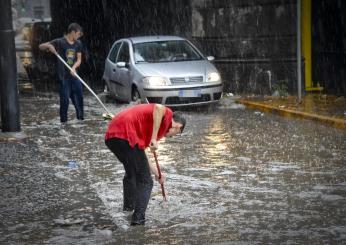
[202, 116, 234, 167]
[5, 96, 346, 244]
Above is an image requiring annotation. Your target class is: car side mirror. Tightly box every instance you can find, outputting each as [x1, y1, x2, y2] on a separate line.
[116, 61, 126, 68]
[207, 56, 215, 61]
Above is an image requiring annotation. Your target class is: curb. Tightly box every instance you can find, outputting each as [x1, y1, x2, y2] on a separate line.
[236, 99, 346, 131]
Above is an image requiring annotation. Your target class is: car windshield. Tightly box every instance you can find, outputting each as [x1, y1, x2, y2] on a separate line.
[133, 40, 204, 63]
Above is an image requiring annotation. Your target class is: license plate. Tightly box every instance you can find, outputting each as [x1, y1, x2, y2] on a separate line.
[178, 89, 201, 97]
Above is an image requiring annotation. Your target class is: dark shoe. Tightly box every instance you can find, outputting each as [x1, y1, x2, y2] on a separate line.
[131, 212, 145, 225]
[130, 219, 145, 226]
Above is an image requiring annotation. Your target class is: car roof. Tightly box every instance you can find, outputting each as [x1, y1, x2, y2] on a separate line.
[127, 36, 185, 44]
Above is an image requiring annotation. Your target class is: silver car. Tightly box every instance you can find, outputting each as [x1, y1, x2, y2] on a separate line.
[103, 36, 223, 106]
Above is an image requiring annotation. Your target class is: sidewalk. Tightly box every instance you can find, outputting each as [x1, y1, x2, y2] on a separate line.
[235, 94, 346, 130]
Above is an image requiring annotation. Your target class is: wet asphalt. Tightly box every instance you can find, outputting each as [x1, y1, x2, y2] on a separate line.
[0, 94, 345, 244]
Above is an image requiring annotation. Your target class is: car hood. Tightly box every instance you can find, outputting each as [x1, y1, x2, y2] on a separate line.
[135, 60, 217, 78]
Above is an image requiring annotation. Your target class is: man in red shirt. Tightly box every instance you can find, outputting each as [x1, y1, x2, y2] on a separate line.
[105, 103, 186, 226]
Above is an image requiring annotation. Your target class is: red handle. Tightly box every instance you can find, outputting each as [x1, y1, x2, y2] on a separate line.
[153, 151, 166, 201]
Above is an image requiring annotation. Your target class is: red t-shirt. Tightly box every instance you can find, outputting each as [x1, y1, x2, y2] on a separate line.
[105, 104, 173, 149]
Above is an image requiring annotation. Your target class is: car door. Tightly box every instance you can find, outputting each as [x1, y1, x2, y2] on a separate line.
[106, 41, 122, 98]
[115, 41, 131, 101]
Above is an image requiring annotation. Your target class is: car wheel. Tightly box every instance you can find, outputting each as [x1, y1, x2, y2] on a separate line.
[132, 87, 140, 102]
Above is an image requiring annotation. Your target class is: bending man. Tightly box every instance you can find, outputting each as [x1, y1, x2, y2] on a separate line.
[105, 103, 186, 225]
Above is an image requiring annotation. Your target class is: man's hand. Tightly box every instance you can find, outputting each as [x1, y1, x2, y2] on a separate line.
[70, 67, 77, 77]
[155, 172, 166, 185]
[150, 139, 158, 152]
[48, 45, 57, 55]
[39, 42, 57, 55]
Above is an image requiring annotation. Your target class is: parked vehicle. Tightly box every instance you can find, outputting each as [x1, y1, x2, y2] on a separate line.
[17, 18, 41, 41]
[17, 18, 51, 43]
[17, 19, 59, 91]
[103, 36, 223, 106]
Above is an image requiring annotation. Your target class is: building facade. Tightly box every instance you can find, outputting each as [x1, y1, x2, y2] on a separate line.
[45, 0, 346, 95]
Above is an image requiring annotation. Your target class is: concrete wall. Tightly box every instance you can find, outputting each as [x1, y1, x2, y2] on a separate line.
[13, 0, 51, 20]
[190, 0, 298, 94]
[48, 0, 299, 94]
[31, 0, 346, 95]
[43, 0, 346, 96]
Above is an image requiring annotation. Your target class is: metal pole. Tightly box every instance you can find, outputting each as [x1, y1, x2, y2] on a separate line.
[297, 0, 302, 103]
[0, 0, 21, 132]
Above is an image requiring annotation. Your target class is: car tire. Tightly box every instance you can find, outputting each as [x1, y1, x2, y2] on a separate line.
[132, 87, 140, 102]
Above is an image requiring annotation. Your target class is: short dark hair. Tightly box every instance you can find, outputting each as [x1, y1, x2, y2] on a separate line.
[67, 23, 83, 34]
[173, 111, 186, 133]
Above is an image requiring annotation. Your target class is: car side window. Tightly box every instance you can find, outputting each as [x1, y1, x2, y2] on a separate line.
[117, 42, 130, 63]
[109, 42, 121, 63]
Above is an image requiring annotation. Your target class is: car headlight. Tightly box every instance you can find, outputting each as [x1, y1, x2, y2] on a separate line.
[143, 76, 171, 86]
[207, 72, 221, 82]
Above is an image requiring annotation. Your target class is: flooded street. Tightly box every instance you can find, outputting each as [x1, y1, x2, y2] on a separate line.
[1, 94, 346, 244]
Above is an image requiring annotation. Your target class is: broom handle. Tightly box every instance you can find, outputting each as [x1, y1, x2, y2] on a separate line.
[153, 151, 166, 201]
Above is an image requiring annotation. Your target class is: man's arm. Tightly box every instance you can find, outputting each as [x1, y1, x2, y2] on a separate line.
[150, 104, 166, 152]
[39, 41, 57, 55]
[71, 52, 82, 76]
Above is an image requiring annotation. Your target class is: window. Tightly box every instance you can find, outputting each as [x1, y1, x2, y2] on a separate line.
[117, 42, 130, 63]
[33, 6, 44, 19]
[108, 42, 121, 63]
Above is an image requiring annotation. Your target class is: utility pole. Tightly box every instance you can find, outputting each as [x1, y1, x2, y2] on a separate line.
[0, 0, 21, 132]
[297, 0, 302, 103]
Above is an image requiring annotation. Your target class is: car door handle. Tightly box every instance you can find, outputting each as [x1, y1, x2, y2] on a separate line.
[112, 69, 116, 72]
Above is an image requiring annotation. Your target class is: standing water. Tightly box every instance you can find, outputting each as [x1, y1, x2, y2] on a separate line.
[2, 95, 345, 244]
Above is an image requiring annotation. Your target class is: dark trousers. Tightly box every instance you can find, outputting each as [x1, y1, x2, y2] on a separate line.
[105, 138, 153, 223]
[59, 78, 84, 122]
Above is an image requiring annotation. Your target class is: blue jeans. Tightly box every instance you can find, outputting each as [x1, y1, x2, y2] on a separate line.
[59, 78, 84, 122]
[105, 138, 153, 224]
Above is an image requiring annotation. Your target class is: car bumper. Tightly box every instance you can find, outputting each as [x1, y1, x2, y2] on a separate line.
[143, 83, 223, 107]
